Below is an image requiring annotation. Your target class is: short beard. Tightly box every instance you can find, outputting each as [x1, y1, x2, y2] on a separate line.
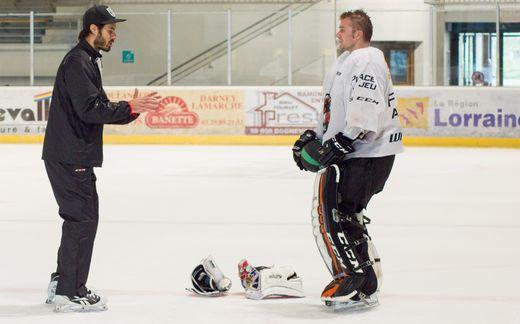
[335, 38, 348, 56]
[94, 33, 111, 52]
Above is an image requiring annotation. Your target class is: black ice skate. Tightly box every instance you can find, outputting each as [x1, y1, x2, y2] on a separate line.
[54, 291, 107, 312]
[45, 272, 59, 304]
[321, 274, 365, 303]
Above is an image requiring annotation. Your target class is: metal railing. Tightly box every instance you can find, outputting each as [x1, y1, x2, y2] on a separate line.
[271, 54, 328, 85]
[1, 4, 520, 87]
[426, 0, 520, 4]
[148, 3, 318, 86]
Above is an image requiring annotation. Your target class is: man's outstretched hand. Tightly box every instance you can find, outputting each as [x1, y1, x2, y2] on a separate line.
[129, 89, 162, 114]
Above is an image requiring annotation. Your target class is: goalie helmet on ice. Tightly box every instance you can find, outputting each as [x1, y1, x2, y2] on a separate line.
[186, 255, 232, 296]
[237, 259, 305, 300]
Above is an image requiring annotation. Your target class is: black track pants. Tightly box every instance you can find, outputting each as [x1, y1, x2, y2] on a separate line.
[44, 160, 99, 298]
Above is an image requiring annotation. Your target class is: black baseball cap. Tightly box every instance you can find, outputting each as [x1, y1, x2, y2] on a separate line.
[82, 5, 126, 30]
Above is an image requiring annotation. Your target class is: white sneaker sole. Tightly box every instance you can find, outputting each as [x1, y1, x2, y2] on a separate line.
[53, 295, 108, 313]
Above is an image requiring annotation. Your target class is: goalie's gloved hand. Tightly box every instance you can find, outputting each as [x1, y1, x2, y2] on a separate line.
[292, 129, 317, 171]
[319, 132, 356, 167]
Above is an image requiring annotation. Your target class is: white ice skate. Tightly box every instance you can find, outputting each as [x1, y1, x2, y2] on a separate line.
[54, 291, 107, 312]
[324, 292, 379, 312]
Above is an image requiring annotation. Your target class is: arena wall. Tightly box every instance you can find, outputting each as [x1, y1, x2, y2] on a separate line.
[1, 86, 519, 148]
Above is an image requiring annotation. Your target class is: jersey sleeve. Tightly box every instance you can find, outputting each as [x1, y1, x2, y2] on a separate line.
[344, 59, 386, 138]
[316, 113, 324, 140]
[64, 56, 133, 124]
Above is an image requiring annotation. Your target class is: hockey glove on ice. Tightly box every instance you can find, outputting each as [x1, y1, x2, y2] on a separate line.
[319, 132, 356, 167]
[292, 129, 318, 171]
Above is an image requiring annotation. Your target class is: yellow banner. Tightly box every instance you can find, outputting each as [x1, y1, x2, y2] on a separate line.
[397, 97, 429, 130]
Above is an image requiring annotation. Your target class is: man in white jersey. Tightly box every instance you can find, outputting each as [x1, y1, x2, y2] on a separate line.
[292, 10, 403, 309]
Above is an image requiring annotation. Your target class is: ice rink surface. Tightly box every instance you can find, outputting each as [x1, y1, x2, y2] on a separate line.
[0, 144, 519, 324]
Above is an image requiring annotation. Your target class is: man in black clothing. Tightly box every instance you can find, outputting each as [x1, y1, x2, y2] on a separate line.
[42, 5, 160, 312]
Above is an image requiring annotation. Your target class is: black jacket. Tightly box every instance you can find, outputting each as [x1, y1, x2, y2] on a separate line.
[42, 39, 137, 167]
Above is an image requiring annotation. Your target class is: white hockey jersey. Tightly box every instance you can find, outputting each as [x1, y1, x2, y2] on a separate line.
[318, 47, 404, 159]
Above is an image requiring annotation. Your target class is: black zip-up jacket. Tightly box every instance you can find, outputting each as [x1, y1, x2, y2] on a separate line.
[42, 39, 138, 167]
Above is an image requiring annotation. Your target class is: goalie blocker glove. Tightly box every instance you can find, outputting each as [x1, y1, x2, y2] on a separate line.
[319, 132, 356, 167]
[292, 129, 319, 171]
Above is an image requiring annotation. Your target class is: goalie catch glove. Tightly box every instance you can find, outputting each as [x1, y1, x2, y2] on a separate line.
[238, 259, 304, 300]
[292, 130, 318, 171]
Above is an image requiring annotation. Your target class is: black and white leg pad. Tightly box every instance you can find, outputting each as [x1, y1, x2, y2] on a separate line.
[311, 166, 382, 294]
[311, 166, 344, 278]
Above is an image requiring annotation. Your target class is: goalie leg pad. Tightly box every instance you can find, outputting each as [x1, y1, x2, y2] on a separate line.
[334, 210, 382, 296]
[311, 165, 382, 298]
[312, 166, 365, 277]
[311, 166, 350, 278]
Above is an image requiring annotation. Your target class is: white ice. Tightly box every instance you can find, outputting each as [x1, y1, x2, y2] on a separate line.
[0, 145, 519, 324]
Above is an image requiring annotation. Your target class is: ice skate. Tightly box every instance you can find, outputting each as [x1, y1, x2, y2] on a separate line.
[323, 292, 379, 312]
[45, 272, 59, 304]
[54, 291, 107, 312]
[320, 274, 365, 303]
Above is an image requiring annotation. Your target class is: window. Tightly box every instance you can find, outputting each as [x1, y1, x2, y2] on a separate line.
[447, 22, 520, 86]
[372, 42, 416, 85]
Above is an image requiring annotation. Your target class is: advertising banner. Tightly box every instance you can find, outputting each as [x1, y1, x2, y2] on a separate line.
[104, 87, 245, 135]
[0, 87, 52, 135]
[1, 86, 519, 140]
[243, 87, 323, 135]
[396, 87, 520, 138]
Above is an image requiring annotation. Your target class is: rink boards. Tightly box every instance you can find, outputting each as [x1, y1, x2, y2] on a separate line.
[1, 86, 519, 147]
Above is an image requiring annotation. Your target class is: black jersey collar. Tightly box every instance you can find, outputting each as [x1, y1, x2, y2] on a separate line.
[78, 39, 102, 60]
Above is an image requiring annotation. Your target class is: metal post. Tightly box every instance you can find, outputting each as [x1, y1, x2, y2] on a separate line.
[462, 34, 467, 85]
[76, 17, 83, 41]
[288, 8, 293, 86]
[322, 55, 326, 80]
[227, 10, 232, 85]
[495, 3, 501, 86]
[333, 0, 337, 37]
[430, 5, 436, 86]
[30, 11, 34, 86]
[167, 10, 172, 86]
